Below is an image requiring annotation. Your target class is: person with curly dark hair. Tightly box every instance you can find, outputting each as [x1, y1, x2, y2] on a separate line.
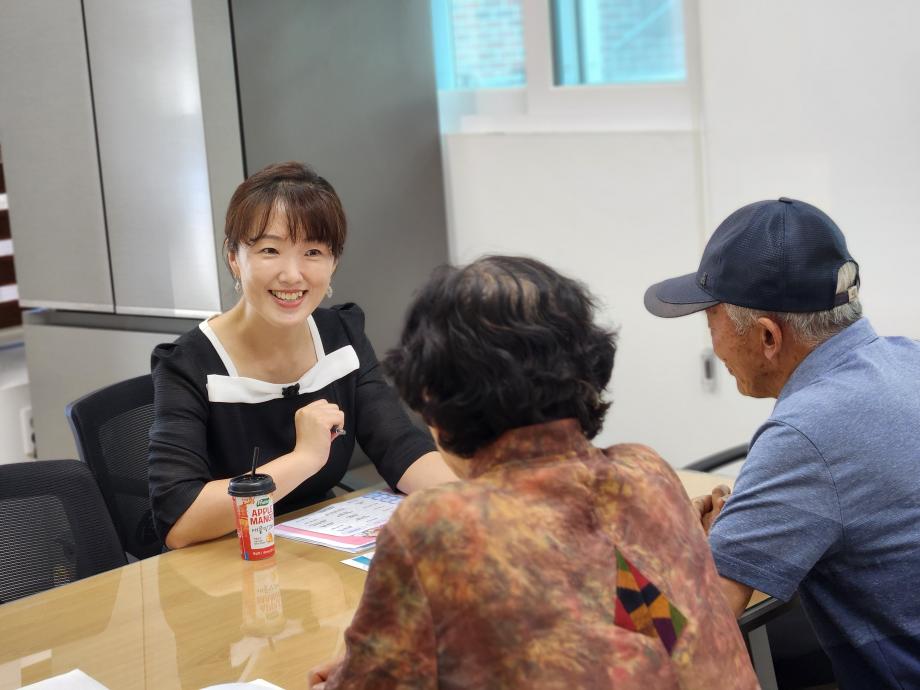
[311, 256, 757, 689]
[388, 255, 615, 458]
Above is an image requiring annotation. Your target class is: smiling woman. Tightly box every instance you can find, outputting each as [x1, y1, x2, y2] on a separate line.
[147, 162, 455, 550]
[229, 216, 336, 334]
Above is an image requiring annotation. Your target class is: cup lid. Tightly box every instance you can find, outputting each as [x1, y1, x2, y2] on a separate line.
[228, 472, 276, 497]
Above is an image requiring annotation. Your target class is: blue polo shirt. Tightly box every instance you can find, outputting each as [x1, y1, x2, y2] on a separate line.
[710, 318, 920, 689]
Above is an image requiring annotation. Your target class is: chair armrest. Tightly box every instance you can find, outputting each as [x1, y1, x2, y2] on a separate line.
[685, 443, 749, 472]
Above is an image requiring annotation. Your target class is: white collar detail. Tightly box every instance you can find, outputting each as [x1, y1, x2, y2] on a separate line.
[205, 345, 359, 404]
[199, 315, 357, 404]
[199, 319, 239, 376]
[198, 315, 325, 376]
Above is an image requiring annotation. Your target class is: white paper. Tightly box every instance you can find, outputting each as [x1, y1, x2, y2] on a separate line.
[20, 669, 109, 689]
[341, 550, 375, 571]
[200, 680, 284, 690]
[275, 491, 402, 552]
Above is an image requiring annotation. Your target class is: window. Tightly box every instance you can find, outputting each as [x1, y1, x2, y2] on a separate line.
[552, 0, 686, 85]
[431, 0, 686, 91]
[431, 0, 526, 90]
[431, 0, 697, 132]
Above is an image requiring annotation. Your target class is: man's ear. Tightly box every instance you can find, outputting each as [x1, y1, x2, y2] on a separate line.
[757, 317, 784, 362]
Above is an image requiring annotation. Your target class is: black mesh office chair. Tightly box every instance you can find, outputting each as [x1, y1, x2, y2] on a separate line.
[688, 445, 836, 689]
[0, 459, 126, 604]
[66, 374, 163, 560]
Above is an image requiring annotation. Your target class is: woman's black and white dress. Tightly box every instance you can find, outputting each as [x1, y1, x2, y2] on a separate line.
[148, 303, 435, 541]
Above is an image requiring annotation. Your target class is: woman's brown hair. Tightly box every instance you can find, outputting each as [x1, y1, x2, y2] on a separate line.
[224, 161, 347, 261]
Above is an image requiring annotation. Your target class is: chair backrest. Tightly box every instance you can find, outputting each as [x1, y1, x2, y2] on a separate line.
[0, 459, 127, 603]
[66, 374, 162, 559]
[684, 443, 748, 473]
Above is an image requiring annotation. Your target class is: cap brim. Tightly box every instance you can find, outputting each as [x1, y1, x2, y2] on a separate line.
[644, 273, 719, 318]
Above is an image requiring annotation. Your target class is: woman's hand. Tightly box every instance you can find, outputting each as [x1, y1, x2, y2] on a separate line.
[164, 402, 345, 550]
[293, 399, 345, 471]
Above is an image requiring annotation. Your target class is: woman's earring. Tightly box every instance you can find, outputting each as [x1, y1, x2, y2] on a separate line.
[326, 284, 334, 299]
[234, 278, 241, 293]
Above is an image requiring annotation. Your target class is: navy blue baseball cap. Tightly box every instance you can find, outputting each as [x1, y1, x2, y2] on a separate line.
[644, 197, 859, 318]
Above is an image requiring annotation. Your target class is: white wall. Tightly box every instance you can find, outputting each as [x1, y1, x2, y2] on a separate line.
[698, 0, 920, 338]
[444, 131, 772, 466]
[441, 0, 920, 465]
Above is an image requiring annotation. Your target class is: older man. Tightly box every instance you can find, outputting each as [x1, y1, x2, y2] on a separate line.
[644, 198, 920, 688]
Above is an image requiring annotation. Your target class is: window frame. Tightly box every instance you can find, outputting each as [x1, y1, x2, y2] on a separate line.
[435, 0, 701, 134]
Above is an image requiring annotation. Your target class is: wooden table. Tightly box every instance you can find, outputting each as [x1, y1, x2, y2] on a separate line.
[0, 471, 771, 689]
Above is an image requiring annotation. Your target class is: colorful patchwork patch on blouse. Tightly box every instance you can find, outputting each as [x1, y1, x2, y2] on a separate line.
[614, 547, 687, 655]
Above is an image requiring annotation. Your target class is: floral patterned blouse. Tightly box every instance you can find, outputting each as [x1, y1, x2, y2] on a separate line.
[324, 419, 758, 689]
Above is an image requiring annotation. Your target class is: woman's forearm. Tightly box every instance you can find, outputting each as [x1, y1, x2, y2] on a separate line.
[396, 451, 457, 494]
[164, 449, 325, 549]
[167, 449, 455, 549]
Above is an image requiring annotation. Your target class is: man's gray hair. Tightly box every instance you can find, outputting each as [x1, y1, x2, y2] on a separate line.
[724, 262, 862, 347]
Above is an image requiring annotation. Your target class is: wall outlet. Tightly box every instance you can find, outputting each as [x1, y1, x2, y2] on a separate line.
[701, 349, 718, 393]
[19, 405, 35, 458]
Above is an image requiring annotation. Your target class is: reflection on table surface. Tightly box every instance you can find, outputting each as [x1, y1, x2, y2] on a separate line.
[0, 470, 754, 689]
[0, 490, 366, 690]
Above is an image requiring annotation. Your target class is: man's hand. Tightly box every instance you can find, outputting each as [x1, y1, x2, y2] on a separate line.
[691, 484, 732, 535]
[309, 655, 344, 689]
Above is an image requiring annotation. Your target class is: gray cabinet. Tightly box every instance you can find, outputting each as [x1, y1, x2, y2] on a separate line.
[83, 0, 233, 317]
[0, 0, 113, 312]
[0, 0, 242, 319]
